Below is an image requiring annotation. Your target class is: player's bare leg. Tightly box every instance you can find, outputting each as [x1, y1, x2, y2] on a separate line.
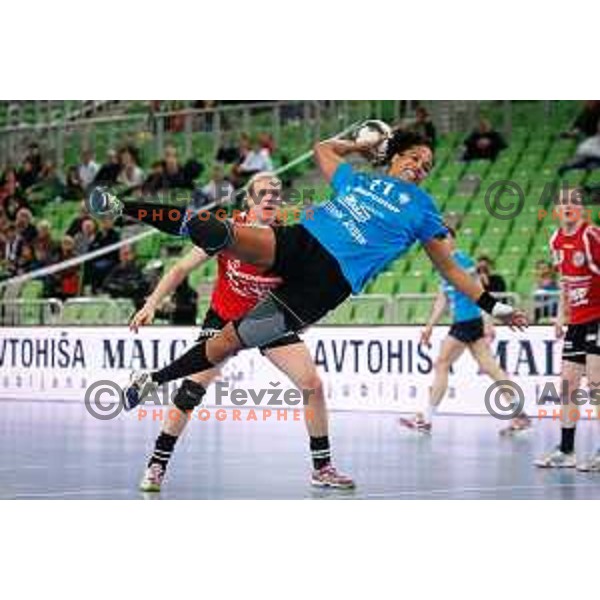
[140, 368, 221, 492]
[467, 338, 532, 435]
[535, 360, 583, 468]
[577, 355, 600, 471]
[400, 336, 466, 433]
[264, 343, 354, 488]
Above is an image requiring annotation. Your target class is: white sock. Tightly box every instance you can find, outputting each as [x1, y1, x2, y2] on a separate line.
[424, 404, 438, 423]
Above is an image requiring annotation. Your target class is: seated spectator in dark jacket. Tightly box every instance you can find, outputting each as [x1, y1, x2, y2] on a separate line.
[411, 106, 437, 148]
[94, 149, 121, 186]
[216, 133, 249, 164]
[463, 119, 507, 161]
[25, 161, 66, 204]
[14, 242, 41, 275]
[18, 158, 38, 191]
[64, 166, 85, 201]
[46, 236, 80, 300]
[66, 201, 91, 237]
[24, 142, 43, 179]
[143, 145, 201, 193]
[162, 145, 188, 189]
[562, 101, 600, 139]
[477, 255, 506, 293]
[15, 207, 38, 244]
[142, 161, 165, 195]
[102, 244, 147, 309]
[87, 218, 121, 292]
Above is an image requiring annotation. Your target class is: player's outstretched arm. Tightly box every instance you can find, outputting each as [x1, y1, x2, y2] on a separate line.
[130, 247, 208, 332]
[423, 238, 528, 329]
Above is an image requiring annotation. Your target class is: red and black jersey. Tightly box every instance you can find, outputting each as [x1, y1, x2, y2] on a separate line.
[550, 222, 600, 325]
[209, 212, 282, 321]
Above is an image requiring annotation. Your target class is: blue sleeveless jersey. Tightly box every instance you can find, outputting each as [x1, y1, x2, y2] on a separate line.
[440, 250, 482, 323]
[300, 163, 447, 293]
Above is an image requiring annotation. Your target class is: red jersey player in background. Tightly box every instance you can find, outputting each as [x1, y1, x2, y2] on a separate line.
[535, 187, 600, 470]
[129, 173, 354, 492]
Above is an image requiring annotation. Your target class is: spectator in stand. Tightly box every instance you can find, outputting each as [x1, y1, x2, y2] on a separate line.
[202, 164, 235, 205]
[47, 236, 80, 300]
[233, 136, 274, 185]
[66, 200, 91, 237]
[87, 218, 120, 292]
[78, 149, 99, 190]
[258, 132, 276, 154]
[117, 145, 144, 189]
[558, 119, 600, 176]
[102, 244, 147, 309]
[476, 255, 506, 293]
[25, 161, 66, 205]
[561, 101, 600, 139]
[410, 106, 436, 148]
[216, 132, 249, 165]
[14, 242, 41, 275]
[462, 118, 507, 162]
[533, 259, 559, 322]
[64, 166, 85, 201]
[143, 145, 200, 191]
[0, 168, 26, 220]
[162, 145, 187, 189]
[2, 224, 19, 269]
[18, 158, 38, 191]
[33, 220, 58, 267]
[73, 217, 96, 255]
[15, 207, 38, 244]
[94, 149, 121, 186]
[142, 161, 165, 194]
[24, 142, 43, 178]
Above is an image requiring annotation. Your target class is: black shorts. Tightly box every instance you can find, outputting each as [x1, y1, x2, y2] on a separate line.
[268, 224, 352, 329]
[200, 307, 302, 354]
[562, 320, 600, 365]
[448, 317, 485, 344]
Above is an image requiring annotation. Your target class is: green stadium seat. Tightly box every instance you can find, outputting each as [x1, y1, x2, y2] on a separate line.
[369, 273, 396, 295]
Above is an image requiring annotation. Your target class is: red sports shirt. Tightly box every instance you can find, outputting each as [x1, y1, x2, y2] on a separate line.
[209, 213, 282, 321]
[550, 222, 600, 324]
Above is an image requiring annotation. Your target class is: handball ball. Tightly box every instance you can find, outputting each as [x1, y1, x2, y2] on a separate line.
[354, 120, 392, 163]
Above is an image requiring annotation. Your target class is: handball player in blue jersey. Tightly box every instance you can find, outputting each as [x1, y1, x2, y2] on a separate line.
[400, 227, 531, 435]
[89, 127, 528, 406]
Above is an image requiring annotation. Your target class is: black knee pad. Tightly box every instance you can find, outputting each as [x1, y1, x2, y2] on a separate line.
[187, 212, 234, 256]
[173, 379, 207, 412]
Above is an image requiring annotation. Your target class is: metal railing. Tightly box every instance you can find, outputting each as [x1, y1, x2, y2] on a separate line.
[0, 291, 556, 327]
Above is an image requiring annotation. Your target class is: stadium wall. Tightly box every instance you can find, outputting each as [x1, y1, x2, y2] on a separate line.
[0, 326, 577, 416]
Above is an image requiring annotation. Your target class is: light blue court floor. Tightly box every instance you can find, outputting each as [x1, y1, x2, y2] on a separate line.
[2, 400, 600, 499]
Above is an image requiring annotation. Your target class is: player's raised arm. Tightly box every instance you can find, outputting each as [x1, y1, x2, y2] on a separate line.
[130, 247, 208, 332]
[423, 237, 528, 329]
[313, 137, 382, 183]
